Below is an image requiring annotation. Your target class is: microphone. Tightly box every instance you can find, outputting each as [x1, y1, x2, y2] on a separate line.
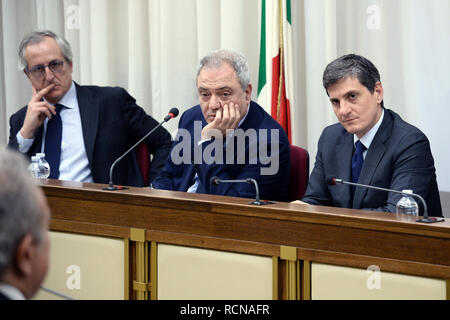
[40, 286, 76, 300]
[210, 176, 275, 206]
[104, 108, 179, 191]
[327, 177, 445, 223]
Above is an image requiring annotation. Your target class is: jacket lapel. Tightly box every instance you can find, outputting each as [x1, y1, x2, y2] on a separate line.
[336, 133, 354, 208]
[353, 109, 393, 208]
[75, 83, 99, 166]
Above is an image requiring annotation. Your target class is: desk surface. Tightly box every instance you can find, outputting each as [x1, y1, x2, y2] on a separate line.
[39, 179, 450, 279]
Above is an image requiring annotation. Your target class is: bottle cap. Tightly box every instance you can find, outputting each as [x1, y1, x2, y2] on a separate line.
[36, 153, 45, 158]
[401, 189, 413, 194]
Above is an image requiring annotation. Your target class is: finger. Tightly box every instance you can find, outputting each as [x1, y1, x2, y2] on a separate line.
[33, 83, 55, 101]
[222, 104, 230, 123]
[213, 108, 223, 125]
[228, 103, 237, 124]
[233, 104, 241, 127]
[34, 103, 55, 119]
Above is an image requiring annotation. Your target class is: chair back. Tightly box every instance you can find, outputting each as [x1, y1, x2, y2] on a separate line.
[136, 143, 150, 186]
[289, 145, 309, 201]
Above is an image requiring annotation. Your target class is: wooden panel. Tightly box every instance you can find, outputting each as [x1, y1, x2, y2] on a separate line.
[311, 263, 447, 300]
[157, 244, 273, 300]
[34, 231, 125, 300]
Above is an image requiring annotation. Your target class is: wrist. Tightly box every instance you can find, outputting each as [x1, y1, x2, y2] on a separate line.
[20, 127, 35, 139]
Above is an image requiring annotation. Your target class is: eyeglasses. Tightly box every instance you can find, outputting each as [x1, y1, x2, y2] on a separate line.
[26, 60, 65, 79]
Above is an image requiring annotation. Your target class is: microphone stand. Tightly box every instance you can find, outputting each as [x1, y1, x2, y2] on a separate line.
[211, 177, 275, 206]
[330, 178, 445, 223]
[104, 111, 177, 191]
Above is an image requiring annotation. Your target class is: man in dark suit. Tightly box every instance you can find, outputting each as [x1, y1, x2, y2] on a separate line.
[153, 49, 290, 201]
[302, 54, 442, 217]
[8, 30, 172, 187]
[0, 150, 51, 300]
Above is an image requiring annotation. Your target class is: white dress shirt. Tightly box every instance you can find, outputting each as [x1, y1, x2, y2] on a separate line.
[16, 82, 93, 182]
[354, 109, 385, 158]
[0, 283, 25, 300]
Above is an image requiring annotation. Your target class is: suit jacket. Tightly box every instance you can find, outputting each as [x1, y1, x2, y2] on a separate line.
[8, 83, 172, 187]
[302, 108, 443, 217]
[153, 101, 291, 202]
[0, 291, 10, 300]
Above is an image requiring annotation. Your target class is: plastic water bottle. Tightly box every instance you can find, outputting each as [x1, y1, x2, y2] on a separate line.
[396, 190, 419, 216]
[36, 153, 51, 179]
[28, 156, 41, 179]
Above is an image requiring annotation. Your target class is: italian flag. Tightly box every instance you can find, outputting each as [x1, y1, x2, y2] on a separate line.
[257, 0, 293, 143]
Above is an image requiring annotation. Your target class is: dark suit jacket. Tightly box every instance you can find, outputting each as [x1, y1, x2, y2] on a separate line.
[0, 291, 10, 300]
[153, 101, 291, 202]
[302, 108, 443, 217]
[8, 83, 172, 187]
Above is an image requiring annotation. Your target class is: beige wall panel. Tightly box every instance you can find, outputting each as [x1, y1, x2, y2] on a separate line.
[34, 231, 125, 300]
[311, 263, 446, 300]
[158, 244, 272, 300]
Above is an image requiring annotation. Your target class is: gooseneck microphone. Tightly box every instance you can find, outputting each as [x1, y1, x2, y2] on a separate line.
[104, 108, 179, 191]
[210, 176, 275, 205]
[40, 286, 76, 300]
[327, 177, 445, 223]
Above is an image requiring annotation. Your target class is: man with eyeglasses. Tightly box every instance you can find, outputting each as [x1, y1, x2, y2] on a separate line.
[8, 30, 172, 187]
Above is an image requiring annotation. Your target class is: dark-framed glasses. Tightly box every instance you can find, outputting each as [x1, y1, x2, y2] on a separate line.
[26, 60, 65, 79]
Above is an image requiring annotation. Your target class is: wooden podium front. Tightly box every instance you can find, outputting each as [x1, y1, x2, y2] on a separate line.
[34, 180, 450, 300]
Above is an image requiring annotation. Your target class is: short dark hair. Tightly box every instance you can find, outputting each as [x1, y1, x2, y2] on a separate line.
[323, 54, 383, 107]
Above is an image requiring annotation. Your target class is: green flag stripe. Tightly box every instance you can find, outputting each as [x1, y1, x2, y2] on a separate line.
[257, 0, 267, 96]
[286, 0, 291, 24]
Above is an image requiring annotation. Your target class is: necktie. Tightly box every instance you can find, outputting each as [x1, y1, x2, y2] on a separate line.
[45, 104, 63, 179]
[351, 140, 366, 198]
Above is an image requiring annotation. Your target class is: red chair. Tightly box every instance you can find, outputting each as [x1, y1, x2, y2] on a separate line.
[289, 145, 309, 201]
[136, 143, 150, 186]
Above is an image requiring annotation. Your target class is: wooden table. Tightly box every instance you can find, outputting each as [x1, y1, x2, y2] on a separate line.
[37, 179, 450, 300]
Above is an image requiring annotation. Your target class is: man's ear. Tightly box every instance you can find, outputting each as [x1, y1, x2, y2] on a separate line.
[374, 81, 383, 105]
[245, 84, 253, 104]
[14, 234, 34, 277]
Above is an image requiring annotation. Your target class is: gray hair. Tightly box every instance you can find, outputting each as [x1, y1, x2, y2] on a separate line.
[18, 30, 73, 71]
[196, 49, 251, 91]
[323, 54, 384, 107]
[0, 150, 45, 279]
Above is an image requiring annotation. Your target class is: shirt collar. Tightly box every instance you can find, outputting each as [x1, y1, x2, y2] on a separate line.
[0, 283, 26, 300]
[354, 108, 384, 149]
[57, 81, 77, 109]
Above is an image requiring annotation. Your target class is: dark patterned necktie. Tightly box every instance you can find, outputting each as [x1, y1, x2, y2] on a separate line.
[44, 104, 63, 179]
[351, 140, 366, 199]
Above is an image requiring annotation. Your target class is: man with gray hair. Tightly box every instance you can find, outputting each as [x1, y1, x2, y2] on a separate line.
[302, 54, 442, 217]
[153, 49, 290, 201]
[0, 150, 51, 300]
[8, 30, 172, 187]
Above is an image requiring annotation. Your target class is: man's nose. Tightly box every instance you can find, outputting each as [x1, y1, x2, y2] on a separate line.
[44, 66, 55, 81]
[339, 101, 352, 117]
[209, 94, 221, 110]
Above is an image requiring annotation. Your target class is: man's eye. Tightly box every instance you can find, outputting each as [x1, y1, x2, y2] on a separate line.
[32, 66, 45, 73]
[349, 93, 358, 100]
[331, 100, 339, 106]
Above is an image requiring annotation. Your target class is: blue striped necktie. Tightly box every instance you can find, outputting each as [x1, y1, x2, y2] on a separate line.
[351, 140, 366, 199]
[45, 104, 64, 179]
